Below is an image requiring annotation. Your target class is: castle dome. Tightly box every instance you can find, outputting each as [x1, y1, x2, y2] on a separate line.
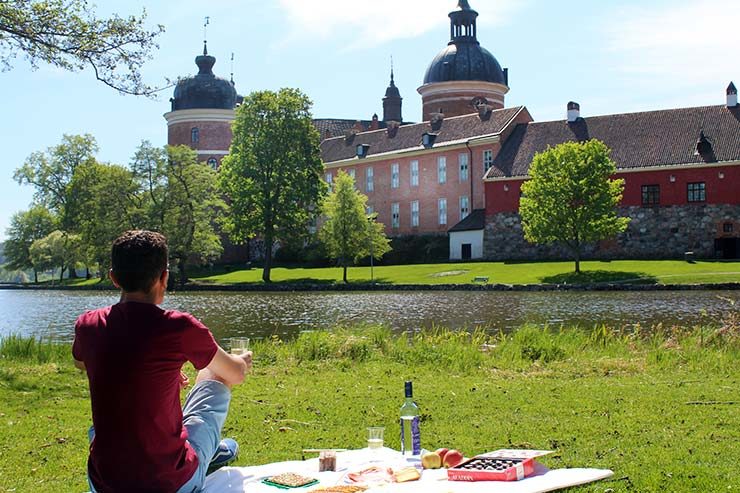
[422, 1, 506, 85]
[170, 43, 238, 111]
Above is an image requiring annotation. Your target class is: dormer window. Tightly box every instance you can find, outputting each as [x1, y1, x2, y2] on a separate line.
[191, 127, 199, 144]
[207, 158, 218, 169]
[422, 132, 438, 149]
[356, 144, 370, 159]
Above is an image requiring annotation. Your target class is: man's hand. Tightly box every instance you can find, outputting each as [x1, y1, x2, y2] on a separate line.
[179, 370, 190, 389]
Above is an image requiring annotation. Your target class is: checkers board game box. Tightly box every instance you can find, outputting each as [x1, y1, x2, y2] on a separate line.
[447, 449, 553, 482]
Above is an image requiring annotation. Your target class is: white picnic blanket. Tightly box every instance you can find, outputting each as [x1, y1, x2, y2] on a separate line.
[202, 448, 613, 493]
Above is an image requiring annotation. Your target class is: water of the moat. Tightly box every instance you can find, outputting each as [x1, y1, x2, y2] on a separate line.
[1, 289, 736, 343]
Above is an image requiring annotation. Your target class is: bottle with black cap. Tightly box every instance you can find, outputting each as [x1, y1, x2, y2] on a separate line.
[399, 381, 420, 455]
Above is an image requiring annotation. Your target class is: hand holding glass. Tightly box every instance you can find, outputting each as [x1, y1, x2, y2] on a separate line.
[230, 337, 250, 355]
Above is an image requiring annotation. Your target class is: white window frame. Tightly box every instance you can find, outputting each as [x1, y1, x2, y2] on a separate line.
[366, 204, 374, 215]
[391, 202, 400, 228]
[410, 160, 419, 187]
[348, 169, 356, 180]
[459, 153, 469, 181]
[483, 149, 493, 171]
[460, 195, 470, 220]
[325, 172, 333, 191]
[438, 156, 447, 184]
[391, 163, 400, 188]
[366, 167, 374, 192]
[411, 200, 420, 227]
[438, 198, 447, 226]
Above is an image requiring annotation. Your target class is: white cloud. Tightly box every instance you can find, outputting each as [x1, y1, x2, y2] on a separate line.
[274, 0, 522, 51]
[606, 0, 740, 88]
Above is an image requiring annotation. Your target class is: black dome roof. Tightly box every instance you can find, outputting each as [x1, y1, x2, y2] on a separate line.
[171, 44, 238, 111]
[422, 1, 507, 86]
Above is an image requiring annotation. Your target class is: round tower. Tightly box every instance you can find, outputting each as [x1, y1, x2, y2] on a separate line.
[417, 0, 509, 121]
[163, 42, 241, 168]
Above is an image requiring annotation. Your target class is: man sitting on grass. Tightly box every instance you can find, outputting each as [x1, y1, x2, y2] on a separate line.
[73, 230, 252, 492]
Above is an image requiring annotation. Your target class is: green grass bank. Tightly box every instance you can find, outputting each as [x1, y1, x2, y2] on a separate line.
[191, 259, 740, 286]
[1, 318, 739, 492]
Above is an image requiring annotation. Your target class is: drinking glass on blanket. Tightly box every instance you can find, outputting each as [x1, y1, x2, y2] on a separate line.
[230, 337, 250, 355]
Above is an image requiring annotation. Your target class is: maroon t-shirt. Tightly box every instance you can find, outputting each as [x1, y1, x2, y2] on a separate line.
[73, 302, 218, 492]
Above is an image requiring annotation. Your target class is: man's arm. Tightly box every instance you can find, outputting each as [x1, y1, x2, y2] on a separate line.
[203, 347, 250, 386]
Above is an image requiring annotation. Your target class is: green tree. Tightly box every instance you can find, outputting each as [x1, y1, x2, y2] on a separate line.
[0, 0, 164, 95]
[13, 134, 98, 228]
[3, 205, 58, 282]
[219, 88, 326, 283]
[28, 230, 82, 282]
[159, 145, 225, 285]
[519, 139, 630, 273]
[66, 160, 141, 277]
[319, 171, 391, 283]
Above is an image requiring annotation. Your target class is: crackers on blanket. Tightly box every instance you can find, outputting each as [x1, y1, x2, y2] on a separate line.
[309, 486, 368, 493]
[266, 472, 317, 487]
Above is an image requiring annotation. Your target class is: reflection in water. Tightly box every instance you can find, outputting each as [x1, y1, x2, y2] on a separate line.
[0, 289, 736, 343]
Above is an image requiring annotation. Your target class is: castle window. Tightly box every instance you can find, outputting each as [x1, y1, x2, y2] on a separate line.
[459, 195, 470, 220]
[687, 182, 705, 202]
[366, 167, 374, 192]
[191, 127, 199, 143]
[411, 200, 420, 227]
[724, 223, 734, 233]
[207, 158, 218, 169]
[410, 160, 419, 187]
[325, 172, 333, 192]
[438, 198, 447, 225]
[391, 202, 400, 228]
[391, 163, 400, 188]
[348, 168, 356, 183]
[438, 156, 447, 184]
[641, 184, 660, 206]
[459, 153, 469, 181]
[483, 150, 493, 171]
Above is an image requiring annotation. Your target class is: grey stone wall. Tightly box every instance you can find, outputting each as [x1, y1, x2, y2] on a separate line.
[484, 204, 740, 260]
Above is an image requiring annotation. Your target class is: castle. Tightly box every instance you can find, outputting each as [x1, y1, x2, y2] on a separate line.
[165, 1, 740, 261]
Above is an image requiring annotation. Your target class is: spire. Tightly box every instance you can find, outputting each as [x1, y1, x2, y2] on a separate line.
[383, 60, 402, 123]
[449, 0, 479, 44]
[390, 56, 395, 87]
[196, 16, 215, 75]
[203, 16, 210, 54]
[230, 52, 234, 84]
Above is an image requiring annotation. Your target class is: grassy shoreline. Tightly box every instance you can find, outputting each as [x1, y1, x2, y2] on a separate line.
[1, 321, 739, 492]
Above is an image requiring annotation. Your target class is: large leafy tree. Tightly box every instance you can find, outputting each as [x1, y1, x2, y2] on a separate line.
[519, 139, 629, 273]
[13, 133, 98, 229]
[65, 160, 141, 277]
[0, 0, 164, 95]
[319, 171, 391, 283]
[131, 142, 225, 285]
[3, 205, 58, 282]
[219, 88, 326, 282]
[29, 230, 82, 282]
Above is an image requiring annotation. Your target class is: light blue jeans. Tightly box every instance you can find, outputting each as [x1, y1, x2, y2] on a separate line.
[87, 380, 231, 493]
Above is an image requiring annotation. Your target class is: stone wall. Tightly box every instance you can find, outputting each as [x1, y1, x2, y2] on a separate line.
[484, 204, 740, 260]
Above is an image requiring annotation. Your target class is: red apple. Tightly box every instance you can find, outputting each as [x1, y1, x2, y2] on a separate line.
[443, 449, 464, 468]
[434, 448, 449, 462]
[421, 451, 442, 469]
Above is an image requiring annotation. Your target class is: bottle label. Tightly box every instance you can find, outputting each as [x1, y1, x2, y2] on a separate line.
[400, 416, 421, 455]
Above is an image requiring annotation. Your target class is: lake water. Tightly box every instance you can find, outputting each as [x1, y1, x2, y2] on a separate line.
[0, 289, 736, 343]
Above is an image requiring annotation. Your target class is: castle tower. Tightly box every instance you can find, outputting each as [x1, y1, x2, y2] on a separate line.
[417, 0, 509, 121]
[382, 67, 403, 123]
[163, 42, 242, 168]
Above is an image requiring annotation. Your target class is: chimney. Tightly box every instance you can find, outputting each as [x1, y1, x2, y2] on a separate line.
[477, 103, 493, 121]
[430, 111, 445, 131]
[727, 82, 738, 108]
[386, 120, 400, 138]
[567, 101, 580, 123]
[369, 114, 380, 131]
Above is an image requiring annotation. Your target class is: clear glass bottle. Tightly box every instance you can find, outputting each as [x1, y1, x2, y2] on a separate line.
[399, 381, 420, 455]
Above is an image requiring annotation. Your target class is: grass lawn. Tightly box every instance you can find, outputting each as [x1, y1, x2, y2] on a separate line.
[1, 321, 739, 492]
[193, 259, 740, 286]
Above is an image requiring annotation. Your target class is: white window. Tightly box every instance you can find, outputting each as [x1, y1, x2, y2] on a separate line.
[366, 167, 374, 192]
[460, 195, 470, 220]
[438, 156, 447, 184]
[411, 200, 420, 227]
[410, 160, 419, 187]
[366, 204, 374, 215]
[483, 150, 493, 171]
[391, 203, 400, 228]
[348, 169, 356, 180]
[391, 163, 400, 188]
[459, 153, 469, 181]
[438, 198, 447, 225]
[325, 172, 333, 191]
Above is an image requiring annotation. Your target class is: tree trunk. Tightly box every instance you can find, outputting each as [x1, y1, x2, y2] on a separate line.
[86, 266, 91, 280]
[59, 265, 66, 282]
[262, 236, 273, 283]
[69, 267, 78, 279]
[178, 256, 187, 287]
[343, 264, 348, 284]
[34, 270, 38, 284]
[574, 249, 581, 274]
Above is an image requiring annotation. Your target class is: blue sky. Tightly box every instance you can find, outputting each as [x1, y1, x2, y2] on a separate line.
[1, 0, 738, 240]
